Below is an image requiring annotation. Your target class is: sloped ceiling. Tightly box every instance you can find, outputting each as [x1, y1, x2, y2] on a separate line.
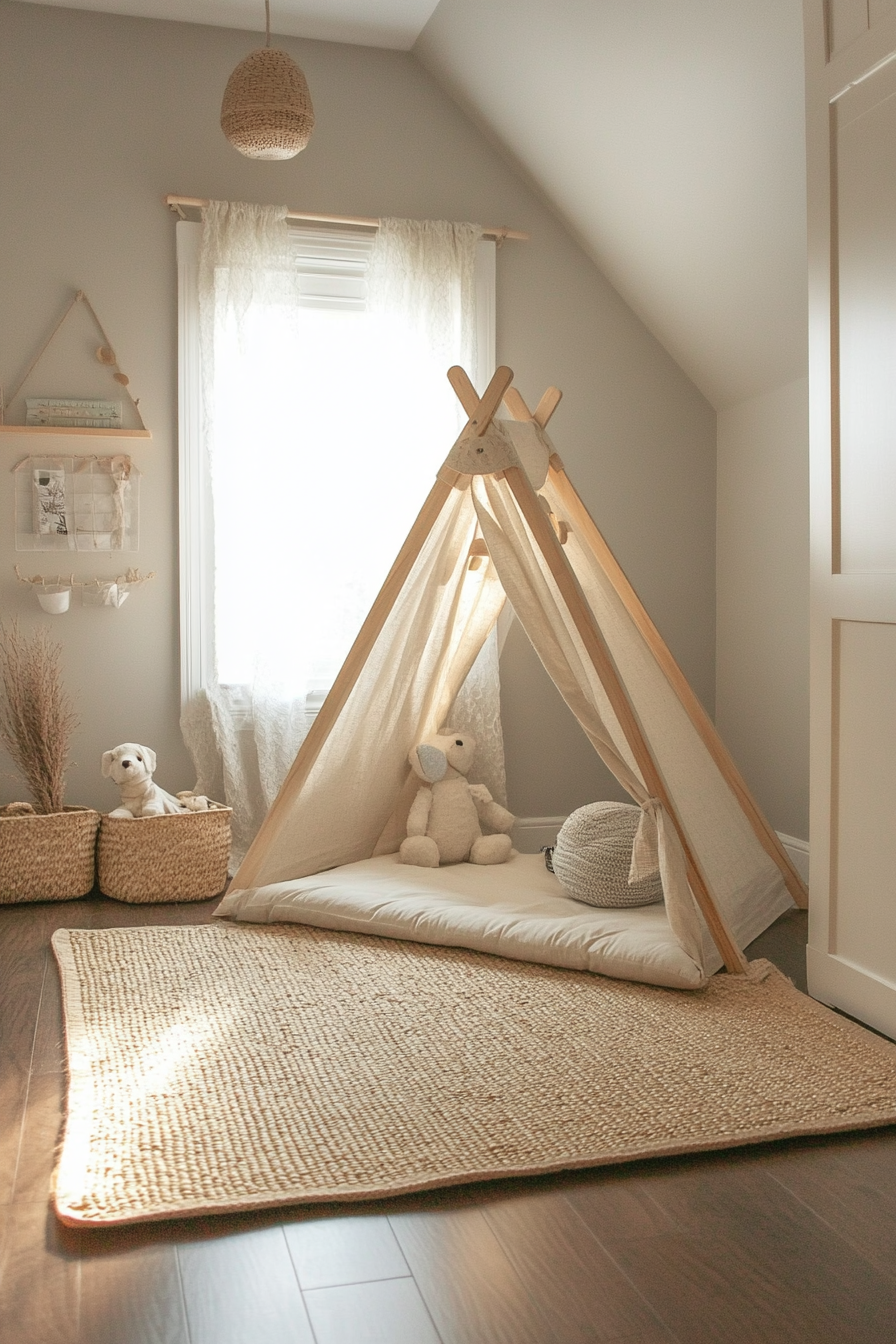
[17, 0, 442, 48]
[20, 0, 808, 409]
[417, 0, 808, 410]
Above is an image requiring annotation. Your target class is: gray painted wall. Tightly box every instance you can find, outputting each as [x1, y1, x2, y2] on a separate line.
[716, 378, 809, 840]
[0, 1, 716, 821]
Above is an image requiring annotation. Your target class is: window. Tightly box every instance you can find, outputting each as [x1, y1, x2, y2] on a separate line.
[177, 219, 495, 712]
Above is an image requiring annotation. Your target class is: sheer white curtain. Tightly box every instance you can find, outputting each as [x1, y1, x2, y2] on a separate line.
[182, 201, 505, 862]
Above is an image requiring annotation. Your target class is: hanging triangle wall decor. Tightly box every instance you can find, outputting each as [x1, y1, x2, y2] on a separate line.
[0, 290, 151, 438]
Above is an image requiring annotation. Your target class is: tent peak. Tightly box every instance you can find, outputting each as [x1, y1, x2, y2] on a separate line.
[443, 365, 519, 477]
[442, 418, 522, 477]
[443, 365, 560, 479]
[448, 366, 511, 436]
[448, 365, 563, 431]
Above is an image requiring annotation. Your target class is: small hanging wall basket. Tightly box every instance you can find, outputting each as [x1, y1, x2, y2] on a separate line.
[221, 44, 314, 161]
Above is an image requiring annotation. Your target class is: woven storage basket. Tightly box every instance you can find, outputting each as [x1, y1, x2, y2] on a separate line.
[220, 48, 314, 160]
[0, 807, 100, 904]
[97, 804, 232, 904]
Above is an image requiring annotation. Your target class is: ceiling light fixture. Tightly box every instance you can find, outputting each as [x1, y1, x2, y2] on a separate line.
[220, 0, 314, 161]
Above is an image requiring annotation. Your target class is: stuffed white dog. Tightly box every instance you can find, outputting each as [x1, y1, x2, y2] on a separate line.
[102, 743, 200, 819]
[399, 730, 515, 867]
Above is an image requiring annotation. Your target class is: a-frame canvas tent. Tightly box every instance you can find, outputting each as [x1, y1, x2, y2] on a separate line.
[228, 366, 807, 980]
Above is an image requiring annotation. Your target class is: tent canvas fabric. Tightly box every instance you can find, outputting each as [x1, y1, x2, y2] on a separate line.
[222, 368, 806, 984]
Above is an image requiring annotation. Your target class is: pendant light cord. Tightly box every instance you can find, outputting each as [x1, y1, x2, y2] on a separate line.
[265, 0, 271, 47]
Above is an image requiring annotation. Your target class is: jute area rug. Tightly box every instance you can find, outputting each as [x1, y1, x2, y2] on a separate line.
[52, 923, 896, 1227]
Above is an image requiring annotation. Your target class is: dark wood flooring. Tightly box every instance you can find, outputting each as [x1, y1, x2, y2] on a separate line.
[2, 896, 895, 1343]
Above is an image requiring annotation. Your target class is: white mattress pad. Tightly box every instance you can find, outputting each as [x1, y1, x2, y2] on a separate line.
[216, 852, 707, 990]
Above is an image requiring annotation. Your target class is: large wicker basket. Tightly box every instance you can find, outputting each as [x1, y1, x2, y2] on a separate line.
[0, 806, 100, 904]
[97, 804, 232, 904]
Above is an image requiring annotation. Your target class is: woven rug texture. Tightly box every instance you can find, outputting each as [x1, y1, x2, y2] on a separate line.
[52, 923, 896, 1227]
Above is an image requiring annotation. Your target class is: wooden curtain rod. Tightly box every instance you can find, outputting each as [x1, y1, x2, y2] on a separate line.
[164, 195, 528, 242]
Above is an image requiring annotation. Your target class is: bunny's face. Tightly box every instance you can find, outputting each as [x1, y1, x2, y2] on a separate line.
[409, 732, 477, 783]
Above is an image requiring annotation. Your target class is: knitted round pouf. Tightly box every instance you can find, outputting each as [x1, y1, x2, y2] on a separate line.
[552, 801, 664, 908]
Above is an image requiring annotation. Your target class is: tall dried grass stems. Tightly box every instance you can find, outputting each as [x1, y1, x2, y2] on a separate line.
[0, 621, 79, 814]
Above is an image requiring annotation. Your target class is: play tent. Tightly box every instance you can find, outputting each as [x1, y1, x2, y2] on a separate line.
[219, 367, 806, 986]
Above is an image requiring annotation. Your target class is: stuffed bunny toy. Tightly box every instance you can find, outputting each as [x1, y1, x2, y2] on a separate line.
[399, 731, 515, 867]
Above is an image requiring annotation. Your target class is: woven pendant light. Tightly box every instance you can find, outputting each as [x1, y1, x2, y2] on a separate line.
[221, 0, 314, 161]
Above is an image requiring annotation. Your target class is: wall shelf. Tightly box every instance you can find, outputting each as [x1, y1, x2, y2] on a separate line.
[0, 290, 151, 438]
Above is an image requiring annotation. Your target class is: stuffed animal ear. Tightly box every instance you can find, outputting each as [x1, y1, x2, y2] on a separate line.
[410, 743, 448, 784]
[141, 746, 157, 773]
[101, 751, 115, 778]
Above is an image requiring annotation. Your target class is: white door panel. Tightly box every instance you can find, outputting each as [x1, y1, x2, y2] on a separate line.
[806, 0, 896, 1036]
[836, 79, 896, 573]
[833, 621, 896, 981]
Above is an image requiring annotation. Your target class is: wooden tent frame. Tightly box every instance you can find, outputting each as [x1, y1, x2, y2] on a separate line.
[233, 366, 808, 975]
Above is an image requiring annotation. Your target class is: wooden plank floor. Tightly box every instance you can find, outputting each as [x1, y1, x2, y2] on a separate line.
[2, 895, 895, 1343]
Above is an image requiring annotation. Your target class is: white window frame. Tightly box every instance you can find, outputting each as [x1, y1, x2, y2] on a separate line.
[176, 219, 496, 709]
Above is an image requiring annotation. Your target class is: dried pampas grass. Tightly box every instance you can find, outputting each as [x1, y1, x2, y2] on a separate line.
[0, 621, 79, 814]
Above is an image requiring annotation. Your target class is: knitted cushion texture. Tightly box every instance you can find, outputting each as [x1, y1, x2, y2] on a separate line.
[553, 802, 663, 908]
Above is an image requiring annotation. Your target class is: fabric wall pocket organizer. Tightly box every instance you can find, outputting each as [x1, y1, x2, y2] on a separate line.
[13, 454, 140, 552]
[81, 580, 131, 609]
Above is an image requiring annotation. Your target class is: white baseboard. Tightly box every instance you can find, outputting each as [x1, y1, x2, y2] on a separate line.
[776, 831, 809, 884]
[513, 815, 811, 884]
[511, 816, 567, 853]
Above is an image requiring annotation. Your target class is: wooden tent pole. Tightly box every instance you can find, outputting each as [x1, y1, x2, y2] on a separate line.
[547, 459, 808, 909]
[448, 369, 745, 967]
[448, 365, 513, 437]
[236, 369, 513, 887]
[501, 387, 532, 423]
[533, 386, 563, 428]
[495, 376, 806, 910]
[448, 368, 561, 430]
[502, 463, 747, 974]
[445, 369, 764, 961]
[232, 474, 455, 890]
